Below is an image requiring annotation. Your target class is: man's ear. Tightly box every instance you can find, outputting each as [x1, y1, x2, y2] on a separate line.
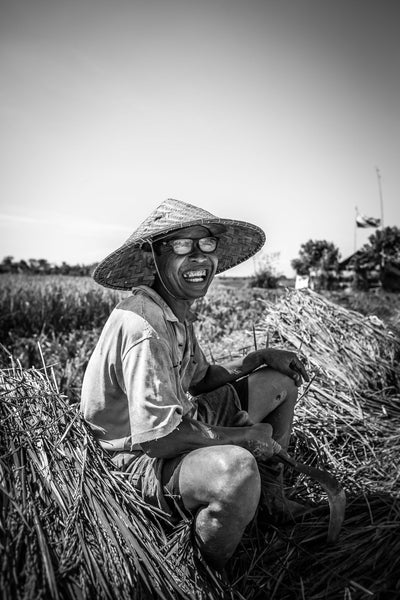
[141, 243, 155, 269]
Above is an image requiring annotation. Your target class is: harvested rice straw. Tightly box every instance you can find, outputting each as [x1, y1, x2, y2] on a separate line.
[2, 288, 400, 600]
[0, 365, 224, 600]
[250, 289, 400, 498]
[205, 288, 400, 598]
[258, 289, 399, 392]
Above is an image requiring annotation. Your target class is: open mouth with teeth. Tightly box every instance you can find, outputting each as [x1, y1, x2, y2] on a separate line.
[182, 269, 208, 283]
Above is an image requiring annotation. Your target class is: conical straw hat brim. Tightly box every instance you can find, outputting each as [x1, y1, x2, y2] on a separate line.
[93, 199, 265, 289]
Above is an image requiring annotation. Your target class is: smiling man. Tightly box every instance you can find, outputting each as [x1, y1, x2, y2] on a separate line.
[81, 198, 309, 570]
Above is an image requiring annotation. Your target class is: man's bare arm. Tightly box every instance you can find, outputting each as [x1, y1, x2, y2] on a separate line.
[188, 364, 239, 395]
[189, 348, 309, 395]
[140, 417, 273, 459]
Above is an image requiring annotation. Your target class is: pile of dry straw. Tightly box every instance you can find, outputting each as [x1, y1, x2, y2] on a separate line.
[1, 289, 399, 599]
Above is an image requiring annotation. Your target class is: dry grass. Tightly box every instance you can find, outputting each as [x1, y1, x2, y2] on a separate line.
[1, 286, 400, 599]
[227, 289, 400, 599]
[0, 362, 223, 600]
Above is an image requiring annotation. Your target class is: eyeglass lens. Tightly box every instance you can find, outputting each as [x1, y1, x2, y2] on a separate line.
[170, 237, 218, 255]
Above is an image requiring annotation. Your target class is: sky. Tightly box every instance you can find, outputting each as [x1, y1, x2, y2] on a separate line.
[1, 0, 399, 277]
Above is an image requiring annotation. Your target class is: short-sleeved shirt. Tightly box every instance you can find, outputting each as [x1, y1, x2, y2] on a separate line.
[80, 286, 210, 452]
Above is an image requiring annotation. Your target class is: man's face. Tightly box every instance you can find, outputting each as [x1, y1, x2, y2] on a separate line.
[153, 225, 219, 300]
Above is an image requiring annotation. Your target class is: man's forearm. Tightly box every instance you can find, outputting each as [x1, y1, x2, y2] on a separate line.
[189, 364, 231, 395]
[189, 362, 252, 395]
[190, 348, 309, 396]
[140, 416, 254, 459]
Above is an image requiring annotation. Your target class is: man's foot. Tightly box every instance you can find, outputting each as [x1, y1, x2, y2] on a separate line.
[261, 491, 314, 524]
[260, 461, 319, 524]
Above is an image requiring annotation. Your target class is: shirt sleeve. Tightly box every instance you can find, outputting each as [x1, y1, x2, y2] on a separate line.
[122, 335, 193, 445]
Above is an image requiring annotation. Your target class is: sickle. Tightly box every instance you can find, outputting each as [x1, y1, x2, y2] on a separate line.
[204, 369, 346, 541]
[271, 440, 346, 543]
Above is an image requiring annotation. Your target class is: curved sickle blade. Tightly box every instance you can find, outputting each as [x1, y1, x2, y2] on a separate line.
[274, 448, 346, 543]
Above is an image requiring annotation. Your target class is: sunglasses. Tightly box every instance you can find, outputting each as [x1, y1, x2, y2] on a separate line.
[156, 237, 219, 256]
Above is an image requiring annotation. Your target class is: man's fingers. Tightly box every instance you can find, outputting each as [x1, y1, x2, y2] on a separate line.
[289, 358, 310, 382]
[232, 410, 254, 427]
[293, 373, 301, 387]
[298, 362, 310, 382]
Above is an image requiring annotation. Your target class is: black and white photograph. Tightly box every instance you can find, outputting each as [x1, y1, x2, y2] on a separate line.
[1, 1, 400, 598]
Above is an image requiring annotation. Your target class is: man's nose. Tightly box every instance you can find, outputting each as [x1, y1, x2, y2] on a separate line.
[189, 248, 207, 261]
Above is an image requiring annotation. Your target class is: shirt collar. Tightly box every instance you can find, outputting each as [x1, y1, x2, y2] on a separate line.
[132, 285, 198, 323]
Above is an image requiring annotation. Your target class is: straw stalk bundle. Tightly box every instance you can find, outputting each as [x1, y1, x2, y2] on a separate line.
[257, 289, 400, 498]
[0, 364, 223, 600]
[223, 288, 400, 598]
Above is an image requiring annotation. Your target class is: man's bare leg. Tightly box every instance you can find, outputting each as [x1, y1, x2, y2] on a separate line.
[177, 445, 261, 570]
[246, 367, 298, 448]
[246, 367, 306, 519]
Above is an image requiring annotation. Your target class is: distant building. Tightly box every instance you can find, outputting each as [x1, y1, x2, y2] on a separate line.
[338, 252, 400, 292]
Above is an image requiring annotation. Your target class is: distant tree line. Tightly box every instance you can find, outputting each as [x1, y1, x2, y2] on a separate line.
[2, 226, 400, 291]
[0, 256, 97, 276]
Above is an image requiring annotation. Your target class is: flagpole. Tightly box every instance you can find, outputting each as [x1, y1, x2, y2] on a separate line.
[375, 167, 386, 278]
[376, 166, 384, 228]
[354, 206, 358, 252]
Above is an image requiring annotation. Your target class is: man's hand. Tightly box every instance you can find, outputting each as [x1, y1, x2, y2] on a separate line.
[242, 348, 309, 387]
[243, 422, 275, 461]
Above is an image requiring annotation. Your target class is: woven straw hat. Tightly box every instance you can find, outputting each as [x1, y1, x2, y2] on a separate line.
[93, 198, 266, 289]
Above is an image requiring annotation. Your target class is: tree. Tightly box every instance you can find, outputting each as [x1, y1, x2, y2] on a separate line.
[28, 258, 40, 273]
[291, 240, 340, 290]
[16, 259, 29, 273]
[37, 258, 50, 273]
[0, 256, 15, 273]
[357, 226, 400, 268]
[353, 226, 400, 291]
[291, 240, 341, 276]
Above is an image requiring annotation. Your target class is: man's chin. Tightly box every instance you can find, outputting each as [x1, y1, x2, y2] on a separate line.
[181, 279, 212, 298]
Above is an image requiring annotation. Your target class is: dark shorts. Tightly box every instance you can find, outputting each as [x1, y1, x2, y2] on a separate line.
[111, 380, 248, 520]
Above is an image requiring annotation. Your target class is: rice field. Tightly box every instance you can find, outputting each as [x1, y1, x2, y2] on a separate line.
[1, 273, 400, 599]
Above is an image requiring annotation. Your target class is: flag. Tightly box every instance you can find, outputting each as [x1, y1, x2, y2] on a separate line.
[356, 214, 381, 228]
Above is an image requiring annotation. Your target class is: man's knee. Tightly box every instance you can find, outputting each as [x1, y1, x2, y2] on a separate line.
[213, 445, 260, 490]
[180, 445, 261, 513]
[251, 367, 298, 403]
[205, 446, 261, 519]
